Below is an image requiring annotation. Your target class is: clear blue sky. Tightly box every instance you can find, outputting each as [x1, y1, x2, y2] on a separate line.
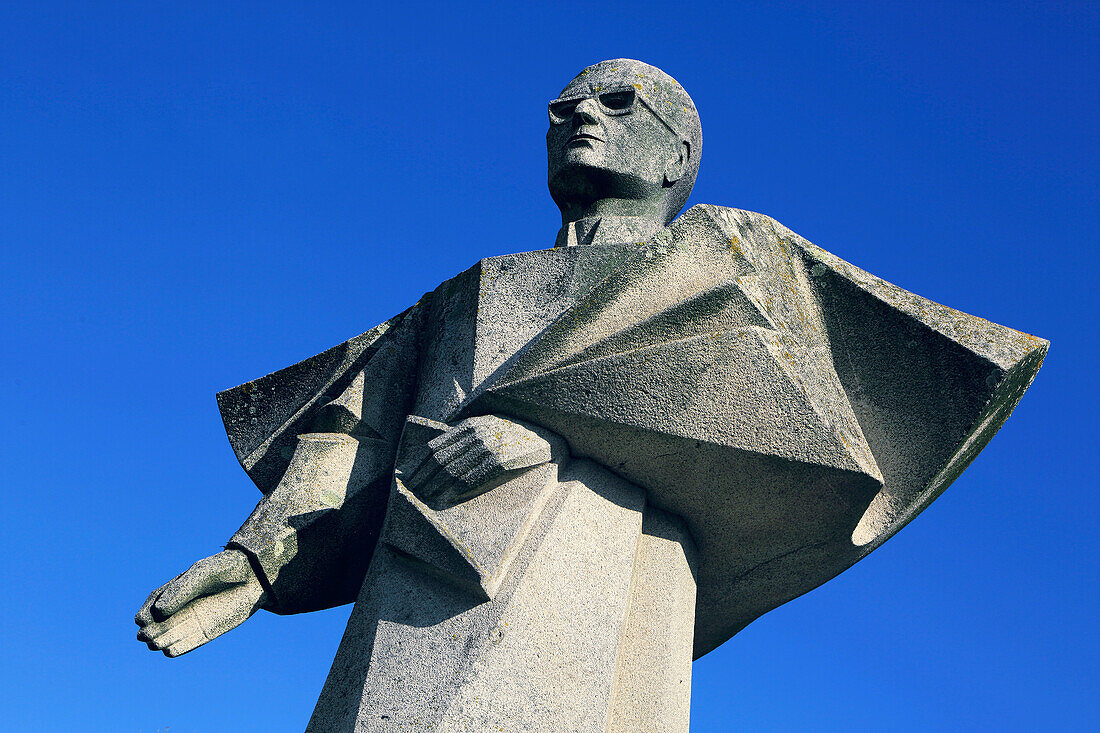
[1, 1, 1096, 730]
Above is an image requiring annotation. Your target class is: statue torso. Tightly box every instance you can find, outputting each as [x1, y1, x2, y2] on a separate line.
[411, 243, 640, 423]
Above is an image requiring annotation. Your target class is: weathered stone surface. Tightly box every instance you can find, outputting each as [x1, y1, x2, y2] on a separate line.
[137, 58, 1046, 730]
[468, 203, 1046, 655]
[607, 509, 698, 733]
[386, 415, 567, 600]
[306, 439, 697, 732]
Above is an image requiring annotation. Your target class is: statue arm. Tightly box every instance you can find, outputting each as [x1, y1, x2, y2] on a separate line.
[226, 412, 397, 614]
[137, 302, 427, 654]
[137, 370, 409, 656]
[226, 311, 426, 614]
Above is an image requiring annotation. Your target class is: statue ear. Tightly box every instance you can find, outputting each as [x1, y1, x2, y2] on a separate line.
[662, 140, 691, 187]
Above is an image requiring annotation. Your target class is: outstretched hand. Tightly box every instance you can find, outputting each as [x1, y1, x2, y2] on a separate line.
[404, 415, 555, 504]
[135, 548, 265, 657]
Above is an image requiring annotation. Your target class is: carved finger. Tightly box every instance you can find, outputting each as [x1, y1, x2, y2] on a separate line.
[461, 415, 500, 430]
[442, 443, 491, 479]
[412, 443, 482, 500]
[152, 557, 230, 620]
[404, 452, 444, 492]
[148, 614, 200, 651]
[459, 450, 505, 488]
[135, 580, 173, 627]
[432, 433, 480, 466]
[137, 615, 171, 643]
[498, 441, 553, 471]
[427, 426, 468, 452]
[424, 471, 466, 502]
[141, 602, 197, 643]
[164, 631, 206, 658]
[196, 584, 260, 639]
[427, 419, 486, 452]
[433, 475, 472, 504]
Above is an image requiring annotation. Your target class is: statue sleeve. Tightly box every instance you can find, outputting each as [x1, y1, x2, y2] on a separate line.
[219, 297, 430, 614]
[789, 231, 1047, 550]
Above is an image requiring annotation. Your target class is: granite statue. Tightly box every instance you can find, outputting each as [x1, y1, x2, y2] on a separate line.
[136, 59, 1047, 731]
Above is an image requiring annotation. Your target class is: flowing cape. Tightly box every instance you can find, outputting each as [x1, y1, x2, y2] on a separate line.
[462, 205, 1047, 656]
[214, 205, 1046, 657]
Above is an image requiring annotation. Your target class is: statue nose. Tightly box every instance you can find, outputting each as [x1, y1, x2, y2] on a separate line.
[572, 97, 600, 126]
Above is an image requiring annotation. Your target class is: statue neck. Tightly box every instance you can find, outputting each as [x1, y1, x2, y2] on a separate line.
[554, 215, 663, 248]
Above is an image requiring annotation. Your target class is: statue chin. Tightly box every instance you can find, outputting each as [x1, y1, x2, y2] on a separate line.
[549, 164, 664, 217]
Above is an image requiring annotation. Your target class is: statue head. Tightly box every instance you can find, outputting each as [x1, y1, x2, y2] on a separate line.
[547, 59, 702, 229]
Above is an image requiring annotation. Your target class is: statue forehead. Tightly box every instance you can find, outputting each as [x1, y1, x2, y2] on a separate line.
[558, 59, 673, 95]
[557, 59, 698, 140]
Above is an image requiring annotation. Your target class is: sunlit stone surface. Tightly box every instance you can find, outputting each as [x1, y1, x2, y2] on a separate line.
[136, 59, 1046, 731]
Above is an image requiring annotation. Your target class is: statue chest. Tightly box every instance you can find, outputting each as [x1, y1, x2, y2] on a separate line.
[411, 244, 638, 423]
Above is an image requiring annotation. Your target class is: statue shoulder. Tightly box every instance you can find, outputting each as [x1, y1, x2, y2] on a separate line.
[216, 296, 432, 494]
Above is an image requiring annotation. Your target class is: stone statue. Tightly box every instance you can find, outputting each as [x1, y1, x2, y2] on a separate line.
[136, 60, 1047, 731]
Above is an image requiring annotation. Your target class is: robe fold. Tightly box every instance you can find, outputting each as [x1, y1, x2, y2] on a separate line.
[215, 203, 1046, 654]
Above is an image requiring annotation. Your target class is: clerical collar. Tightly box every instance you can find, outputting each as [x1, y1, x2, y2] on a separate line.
[554, 215, 663, 248]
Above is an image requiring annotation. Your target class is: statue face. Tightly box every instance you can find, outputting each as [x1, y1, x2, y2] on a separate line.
[547, 68, 684, 212]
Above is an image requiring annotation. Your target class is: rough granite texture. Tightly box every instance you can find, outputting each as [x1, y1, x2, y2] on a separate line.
[138, 58, 1046, 731]
[207, 203, 1047, 728]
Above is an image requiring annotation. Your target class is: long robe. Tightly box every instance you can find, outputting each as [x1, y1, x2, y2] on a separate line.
[216, 204, 1046, 726]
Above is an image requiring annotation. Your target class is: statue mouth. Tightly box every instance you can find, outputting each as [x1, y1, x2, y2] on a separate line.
[566, 133, 602, 146]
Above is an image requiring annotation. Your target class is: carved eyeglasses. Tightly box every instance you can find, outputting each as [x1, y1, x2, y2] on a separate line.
[548, 87, 639, 125]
